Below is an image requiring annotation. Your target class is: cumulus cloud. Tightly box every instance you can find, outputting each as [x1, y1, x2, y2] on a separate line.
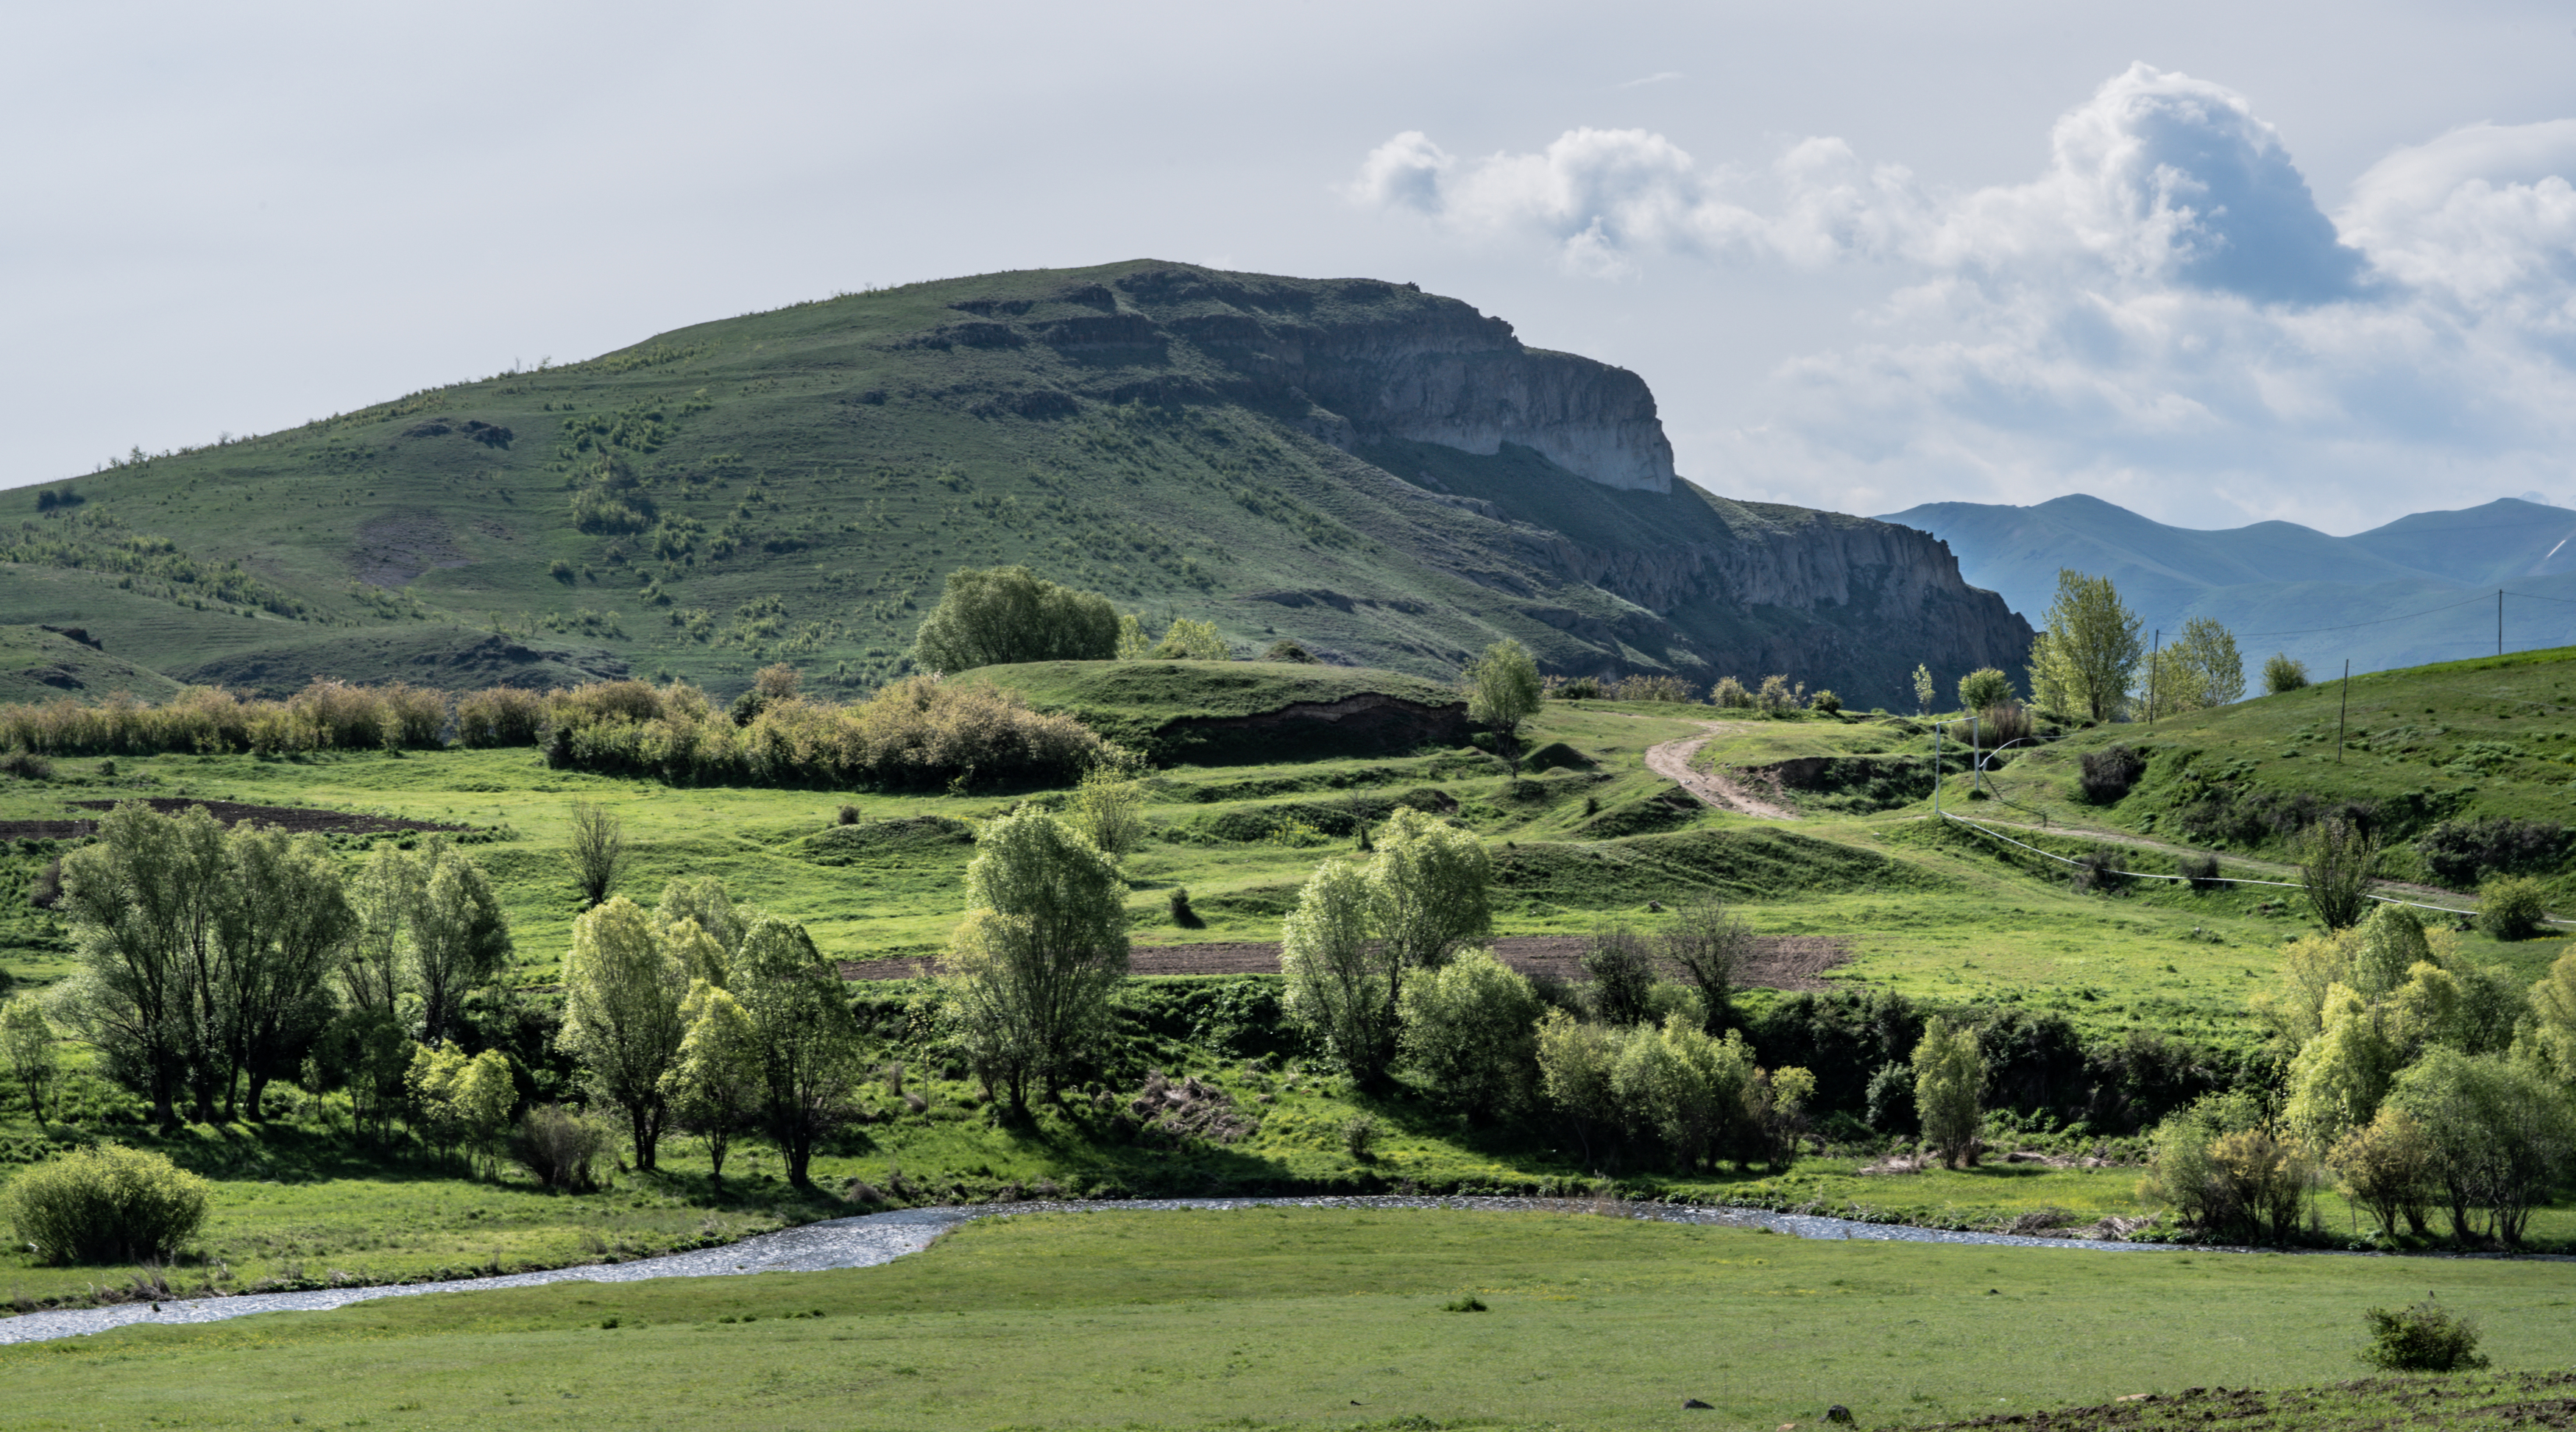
[1351, 63, 2576, 529]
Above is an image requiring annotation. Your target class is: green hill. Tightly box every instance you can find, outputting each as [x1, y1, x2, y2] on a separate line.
[1993, 645, 2576, 896]
[9, 261, 2028, 707]
[0, 624, 182, 703]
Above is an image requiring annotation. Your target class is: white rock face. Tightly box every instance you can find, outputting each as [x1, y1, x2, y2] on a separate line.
[1350, 346, 1677, 494]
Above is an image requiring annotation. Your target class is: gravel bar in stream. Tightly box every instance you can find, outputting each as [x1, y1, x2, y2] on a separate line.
[0, 1195, 2207, 1347]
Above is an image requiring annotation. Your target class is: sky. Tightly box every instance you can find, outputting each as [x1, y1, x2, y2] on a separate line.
[9, 1, 2576, 534]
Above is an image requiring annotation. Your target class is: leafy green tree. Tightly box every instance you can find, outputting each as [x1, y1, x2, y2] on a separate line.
[665, 980, 759, 1180]
[731, 918, 861, 1187]
[1, 996, 59, 1125]
[1065, 757, 1149, 864]
[1368, 808, 1490, 969]
[57, 801, 256, 1126]
[2262, 651, 2310, 695]
[1911, 664, 1936, 715]
[407, 1043, 515, 1174]
[2331, 1106, 2435, 1240]
[409, 841, 510, 1049]
[1610, 1014, 1758, 1170]
[1279, 859, 1402, 1088]
[911, 565, 1121, 672]
[567, 801, 626, 910]
[2387, 1048, 2576, 1247]
[2174, 617, 2245, 706]
[1658, 896, 1751, 1033]
[2285, 983, 2405, 1146]
[2300, 815, 2381, 931]
[560, 896, 690, 1171]
[1462, 639, 1543, 768]
[219, 824, 353, 1120]
[657, 876, 747, 965]
[2476, 875, 2550, 941]
[2527, 946, 2576, 1085]
[1398, 948, 1543, 1118]
[313, 1004, 413, 1141]
[1911, 1016, 1986, 1167]
[940, 808, 1130, 1119]
[2031, 570, 2142, 721]
[1147, 617, 1228, 660]
[344, 843, 425, 1016]
[1533, 1008, 1624, 1163]
[1956, 667, 2014, 711]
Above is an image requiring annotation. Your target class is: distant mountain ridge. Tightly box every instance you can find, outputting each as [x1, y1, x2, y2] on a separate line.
[1877, 494, 2576, 676]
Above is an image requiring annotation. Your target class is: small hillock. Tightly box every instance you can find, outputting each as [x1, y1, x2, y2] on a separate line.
[971, 659, 1467, 762]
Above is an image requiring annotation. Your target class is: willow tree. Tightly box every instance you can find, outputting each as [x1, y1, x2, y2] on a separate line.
[560, 897, 690, 1170]
[2031, 570, 2142, 720]
[941, 808, 1130, 1118]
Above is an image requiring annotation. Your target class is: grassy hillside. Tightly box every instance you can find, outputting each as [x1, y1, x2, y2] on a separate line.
[0, 625, 180, 703]
[1985, 647, 2576, 900]
[6, 261, 2023, 708]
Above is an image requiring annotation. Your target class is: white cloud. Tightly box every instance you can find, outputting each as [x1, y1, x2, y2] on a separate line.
[1351, 64, 2576, 530]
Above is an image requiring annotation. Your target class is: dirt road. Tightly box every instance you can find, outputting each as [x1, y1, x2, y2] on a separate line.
[1643, 721, 1800, 820]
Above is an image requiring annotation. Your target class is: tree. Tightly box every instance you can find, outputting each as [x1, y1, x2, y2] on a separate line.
[2299, 815, 2381, 931]
[1956, 667, 2015, 712]
[1279, 859, 1403, 1088]
[344, 843, 425, 1015]
[1462, 639, 1543, 769]
[1611, 1014, 1758, 1171]
[408, 1042, 514, 1174]
[731, 918, 861, 1186]
[2262, 652, 2310, 695]
[1, 996, 59, 1125]
[2033, 570, 2142, 721]
[911, 565, 1120, 672]
[2528, 946, 2576, 1085]
[2173, 617, 2245, 706]
[939, 808, 1129, 1119]
[1911, 664, 1936, 715]
[1064, 757, 1148, 864]
[58, 801, 228, 1128]
[1912, 1016, 1986, 1167]
[2331, 1106, 2435, 1240]
[559, 896, 690, 1171]
[657, 875, 746, 976]
[1581, 922, 1657, 1026]
[220, 824, 355, 1119]
[1534, 1008, 1624, 1164]
[1367, 808, 1490, 968]
[1147, 617, 1228, 660]
[567, 801, 626, 910]
[665, 980, 759, 1180]
[409, 840, 511, 1048]
[1658, 897, 1752, 1033]
[1398, 948, 1543, 1118]
[2388, 1048, 2576, 1247]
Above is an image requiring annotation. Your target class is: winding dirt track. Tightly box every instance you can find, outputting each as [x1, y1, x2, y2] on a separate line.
[1642, 721, 1800, 820]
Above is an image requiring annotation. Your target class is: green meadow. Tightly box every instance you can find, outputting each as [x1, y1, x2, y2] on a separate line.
[10, 1208, 2576, 1431]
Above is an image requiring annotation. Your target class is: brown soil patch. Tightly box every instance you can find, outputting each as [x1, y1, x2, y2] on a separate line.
[842, 933, 1848, 988]
[0, 798, 477, 842]
[1645, 723, 1800, 820]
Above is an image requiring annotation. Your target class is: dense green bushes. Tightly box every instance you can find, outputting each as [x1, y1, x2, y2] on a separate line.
[913, 565, 1119, 672]
[0, 678, 450, 756]
[4, 1144, 210, 1263]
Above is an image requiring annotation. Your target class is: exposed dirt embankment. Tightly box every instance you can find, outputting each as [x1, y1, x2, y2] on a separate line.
[1643, 723, 1801, 820]
[1154, 692, 1468, 760]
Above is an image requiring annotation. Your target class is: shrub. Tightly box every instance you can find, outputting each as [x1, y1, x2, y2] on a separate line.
[1341, 1113, 1380, 1160]
[2262, 652, 2310, 695]
[2178, 853, 2223, 890]
[2071, 848, 2126, 894]
[2077, 746, 2145, 803]
[453, 686, 547, 747]
[1399, 949, 1543, 1117]
[2332, 1107, 2435, 1240]
[1147, 617, 1230, 661]
[1581, 923, 1658, 1026]
[1262, 639, 1316, 664]
[0, 749, 52, 780]
[2421, 818, 2571, 887]
[1553, 676, 1602, 700]
[2361, 1300, 2489, 1372]
[836, 803, 862, 826]
[1809, 690, 1841, 715]
[1754, 675, 1800, 712]
[1710, 676, 1751, 709]
[2141, 1093, 2309, 1241]
[912, 566, 1121, 672]
[2301, 816, 2382, 931]
[1912, 1018, 1986, 1167]
[549, 559, 576, 584]
[567, 801, 626, 909]
[509, 1104, 609, 1191]
[1974, 703, 2030, 748]
[2477, 875, 2551, 940]
[4, 1144, 210, 1263]
[1609, 673, 1694, 703]
[1167, 887, 1198, 926]
[1956, 667, 2015, 710]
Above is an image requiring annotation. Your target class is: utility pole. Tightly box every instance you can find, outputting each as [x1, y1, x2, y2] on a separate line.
[2337, 659, 2350, 763]
[2148, 628, 2160, 726]
[1933, 719, 1942, 819]
[1970, 712, 1981, 795]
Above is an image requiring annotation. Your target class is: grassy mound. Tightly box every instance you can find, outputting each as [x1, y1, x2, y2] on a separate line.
[969, 659, 1465, 759]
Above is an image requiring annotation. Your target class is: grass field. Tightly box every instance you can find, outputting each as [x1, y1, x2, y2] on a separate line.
[10, 1207, 2576, 1431]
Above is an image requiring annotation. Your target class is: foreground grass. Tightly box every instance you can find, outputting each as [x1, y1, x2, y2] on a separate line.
[10, 1208, 2576, 1431]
